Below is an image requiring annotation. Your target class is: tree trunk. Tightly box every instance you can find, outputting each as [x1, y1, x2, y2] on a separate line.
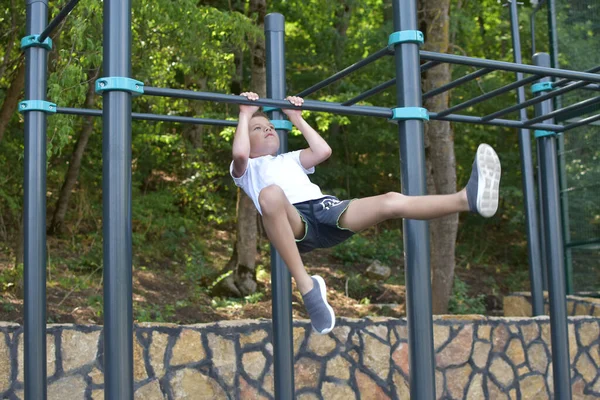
[420, 0, 457, 314]
[218, 0, 266, 297]
[48, 69, 99, 235]
[0, 60, 25, 144]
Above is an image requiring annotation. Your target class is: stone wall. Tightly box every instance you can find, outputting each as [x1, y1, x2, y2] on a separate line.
[504, 292, 600, 317]
[1, 316, 599, 399]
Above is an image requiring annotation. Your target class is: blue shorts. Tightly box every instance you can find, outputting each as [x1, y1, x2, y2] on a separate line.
[293, 196, 356, 253]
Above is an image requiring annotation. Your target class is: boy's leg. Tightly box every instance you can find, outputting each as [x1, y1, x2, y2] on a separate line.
[338, 143, 501, 232]
[259, 185, 336, 334]
[258, 185, 313, 294]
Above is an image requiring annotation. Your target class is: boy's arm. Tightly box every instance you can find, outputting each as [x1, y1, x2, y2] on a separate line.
[232, 93, 259, 178]
[283, 97, 332, 170]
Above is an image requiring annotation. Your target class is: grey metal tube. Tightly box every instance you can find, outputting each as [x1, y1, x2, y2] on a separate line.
[422, 68, 492, 100]
[482, 78, 596, 121]
[533, 53, 571, 400]
[295, 47, 392, 97]
[436, 75, 541, 118]
[420, 50, 600, 83]
[392, 0, 435, 399]
[562, 113, 600, 132]
[342, 79, 396, 106]
[143, 87, 393, 118]
[334, 62, 439, 106]
[553, 66, 600, 87]
[265, 13, 295, 399]
[428, 112, 564, 131]
[23, 1, 49, 398]
[509, 0, 544, 316]
[524, 96, 600, 126]
[102, 0, 133, 398]
[56, 107, 237, 126]
[37, 0, 80, 42]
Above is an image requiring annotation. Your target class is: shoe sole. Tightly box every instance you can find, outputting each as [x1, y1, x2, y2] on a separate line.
[476, 144, 501, 218]
[312, 275, 336, 334]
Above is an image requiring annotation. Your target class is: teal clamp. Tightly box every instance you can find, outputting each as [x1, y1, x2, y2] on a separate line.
[20, 35, 52, 51]
[18, 100, 57, 114]
[263, 106, 281, 113]
[95, 77, 144, 96]
[531, 82, 554, 94]
[388, 30, 424, 49]
[270, 119, 293, 131]
[534, 130, 557, 139]
[391, 107, 429, 121]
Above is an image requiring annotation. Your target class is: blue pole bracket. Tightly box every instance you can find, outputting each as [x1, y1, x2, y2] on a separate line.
[388, 30, 424, 49]
[263, 106, 281, 113]
[271, 119, 293, 131]
[391, 107, 429, 121]
[95, 77, 144, 96]
[531, 82, 554, 94]
[18, 100, 57, 114]
[534, 130, 556, 139]
[21, 35, 53, 51]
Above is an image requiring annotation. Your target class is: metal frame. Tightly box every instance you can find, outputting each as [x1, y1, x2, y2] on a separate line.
[265, 13, 295, 399]
[533, 53, 572, 400]
[20, 0, 600, 398]
[508, 0, 544, 317]
[23, 1, 49, 398]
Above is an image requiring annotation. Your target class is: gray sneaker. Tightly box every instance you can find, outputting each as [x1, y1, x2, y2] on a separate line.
[302, 275, 335, 334]
[466, 144, 501, 218]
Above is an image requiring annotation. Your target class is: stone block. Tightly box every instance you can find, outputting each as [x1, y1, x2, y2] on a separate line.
[134, 379, 165, 400]
[169, 369, 226, 399]
[362, 334, 390, 380]
[307, 333, 337, 357]
[171, 329, 205, 366]
[436, 326, 473, 368]
[242, 351, 266, 380]
[150, 331, 169, 378]
[61, 329, 100, 373]
[48, 375, 87, 399]
[207, 333, 236, 386]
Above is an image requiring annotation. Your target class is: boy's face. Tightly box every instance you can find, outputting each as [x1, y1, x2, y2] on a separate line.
[249, 116, 280, 157]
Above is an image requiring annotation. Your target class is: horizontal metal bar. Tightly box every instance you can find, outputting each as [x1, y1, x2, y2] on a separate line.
[420, 51, 600, 83]
[552, 65, 600, 87]
[143, 87, 394, 118]
[436, 75, 541, 118]
[420, 61, 440, 72]
[341, 62, 440, 106]
[38, 0, 81, 42]
[429, 112, 564, 131]
[342, 79, 395, 106]
[482, 79, 595, 121]
[562, 113, 600, 132]
[565, 238, 600, 249]
[295, 47, 392, 97]
[423, 68, 492, 100]
[56, 107, 238, 126]
[524, 96, 600, 126]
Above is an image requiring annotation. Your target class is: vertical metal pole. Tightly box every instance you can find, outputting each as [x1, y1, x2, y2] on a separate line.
[265, 13, 295, 399]
[508, 0, 544, 316]
[533, 53, 571, 400]
[102, 0, 133, 398]
[536, 155, 549, 292]
[23, 1, 49, 399]
[391, 1, 436, 399]
[547, 0, 573, 294]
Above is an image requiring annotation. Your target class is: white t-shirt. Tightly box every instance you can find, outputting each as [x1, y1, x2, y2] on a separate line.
[230, 150, 324, 215]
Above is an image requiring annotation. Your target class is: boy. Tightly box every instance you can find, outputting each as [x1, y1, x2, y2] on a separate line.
[230, 92, 501, 334]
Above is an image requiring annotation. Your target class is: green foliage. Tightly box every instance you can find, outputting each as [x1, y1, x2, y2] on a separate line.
[211, 292, 265, 309]
[332, 229, 403, 265]
[0, 264, 23, 292]
[448, 277, 487, 315]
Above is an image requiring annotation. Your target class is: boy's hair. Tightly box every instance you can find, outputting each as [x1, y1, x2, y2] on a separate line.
[252, 111, 269, 120]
